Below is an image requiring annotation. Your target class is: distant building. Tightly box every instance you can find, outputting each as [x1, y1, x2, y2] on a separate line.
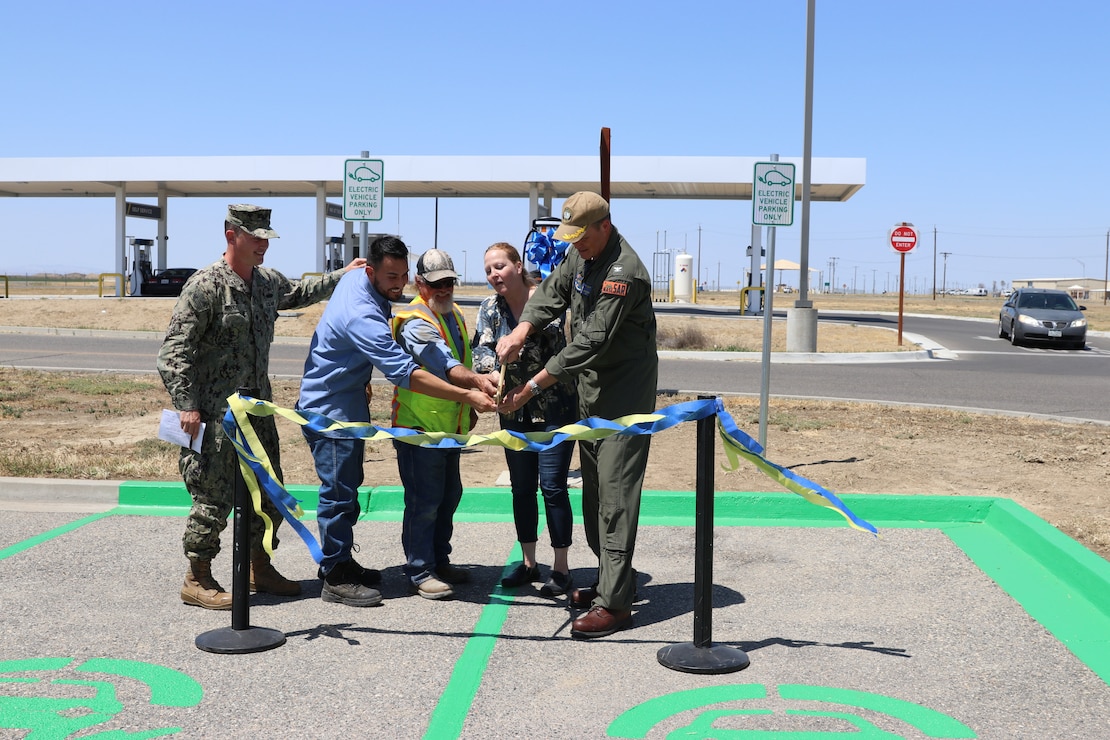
[1011, 277, 1106, 302]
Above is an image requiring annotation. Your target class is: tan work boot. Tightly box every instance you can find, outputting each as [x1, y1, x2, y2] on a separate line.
[410, 576, 454, 601]
[181, 558, 232, 610]
[250, 551, 302, 596]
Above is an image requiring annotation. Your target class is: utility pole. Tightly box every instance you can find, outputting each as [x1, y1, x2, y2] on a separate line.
[1104, 228, 1109, 305]
[940, 251, 952, 296]
[696, 224, 702, 295]
[871, 268, 877, 294]
[932, 226, 938, 301]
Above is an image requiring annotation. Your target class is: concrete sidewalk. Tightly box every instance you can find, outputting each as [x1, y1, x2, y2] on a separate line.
[1, 481, 1109, 738]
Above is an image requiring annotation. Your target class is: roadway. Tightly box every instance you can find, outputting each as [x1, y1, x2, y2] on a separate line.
[2, 310, 1108, 423]
[656, 309, 1110, 423]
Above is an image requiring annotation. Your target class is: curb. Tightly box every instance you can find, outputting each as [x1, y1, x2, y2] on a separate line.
[0, 476, 120, 512]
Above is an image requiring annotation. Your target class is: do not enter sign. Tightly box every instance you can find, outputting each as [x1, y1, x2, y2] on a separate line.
[890, 224, 918, 254]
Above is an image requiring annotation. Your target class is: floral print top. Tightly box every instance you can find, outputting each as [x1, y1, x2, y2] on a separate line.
[471, 293, 578, 424]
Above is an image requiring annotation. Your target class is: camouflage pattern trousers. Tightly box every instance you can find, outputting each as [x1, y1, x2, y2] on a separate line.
[179, 414, 284, 561]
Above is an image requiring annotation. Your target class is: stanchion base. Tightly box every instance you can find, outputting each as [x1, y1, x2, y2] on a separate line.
[196, 626, 286, 654]
[657, 642, 750, 674]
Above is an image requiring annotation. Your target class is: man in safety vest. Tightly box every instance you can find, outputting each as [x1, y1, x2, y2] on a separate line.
[392, 249, 498, 600]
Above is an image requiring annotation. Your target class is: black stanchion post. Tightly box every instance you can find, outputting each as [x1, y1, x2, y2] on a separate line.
[657, 395, 749, 674]
[692, 393, 714, 648]
[196, 388, 286, 654]
[230, 432, 251, 632]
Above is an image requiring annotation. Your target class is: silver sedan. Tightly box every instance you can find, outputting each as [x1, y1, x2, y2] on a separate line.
[998, 288, 1087, 349]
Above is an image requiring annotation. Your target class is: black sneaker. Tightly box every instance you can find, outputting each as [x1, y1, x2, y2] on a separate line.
[500, 562, 540, 589]
[317, 558, 381, 587]
[539, 570, 573, 598]
[321, 560, 383, 607]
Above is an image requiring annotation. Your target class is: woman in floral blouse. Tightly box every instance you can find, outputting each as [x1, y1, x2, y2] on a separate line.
[472, 242, 578, 597]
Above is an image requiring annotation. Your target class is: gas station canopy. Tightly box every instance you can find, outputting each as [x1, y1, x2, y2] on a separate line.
[0, 154, 865, 201]
[0, 154, 866, 291]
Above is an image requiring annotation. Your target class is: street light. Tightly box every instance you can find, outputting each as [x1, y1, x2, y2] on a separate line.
[1104, 228, 1109, 305]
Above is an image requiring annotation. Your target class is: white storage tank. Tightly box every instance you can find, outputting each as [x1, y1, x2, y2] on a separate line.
[674, 253, 694, 303]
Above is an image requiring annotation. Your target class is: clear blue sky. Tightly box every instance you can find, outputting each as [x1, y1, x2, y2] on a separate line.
[2, 0, 1108, 294]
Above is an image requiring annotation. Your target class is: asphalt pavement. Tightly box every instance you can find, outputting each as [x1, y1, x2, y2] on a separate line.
[1, 477, 1109, 739]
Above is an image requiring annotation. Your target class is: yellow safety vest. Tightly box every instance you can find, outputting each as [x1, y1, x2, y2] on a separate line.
[391, 298, 473, 434]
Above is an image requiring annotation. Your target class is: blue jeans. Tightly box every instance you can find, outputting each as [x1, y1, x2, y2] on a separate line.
[502, 417, 575, 549]
[303, 428, 365, 574]
[394, 441, 462, 584]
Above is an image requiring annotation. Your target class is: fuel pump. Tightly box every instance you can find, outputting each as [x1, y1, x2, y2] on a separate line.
[322, 236, 344, 271]
[743, 243, 766, 315]
[128, 238, 154, 296]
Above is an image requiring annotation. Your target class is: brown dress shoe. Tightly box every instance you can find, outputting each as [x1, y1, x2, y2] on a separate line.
[250, 553, 302, 596]
[570, 605, 632, 639]
[569, 585, 598, 608]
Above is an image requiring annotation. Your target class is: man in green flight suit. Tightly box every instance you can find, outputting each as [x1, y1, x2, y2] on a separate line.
[497, 191, 658, 638]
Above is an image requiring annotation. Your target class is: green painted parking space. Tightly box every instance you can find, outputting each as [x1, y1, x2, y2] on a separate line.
[2, 487, 1108, 738]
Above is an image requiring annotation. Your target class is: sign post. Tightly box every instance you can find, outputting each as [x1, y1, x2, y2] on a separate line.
[343, 158, 384, 221]
[753, 159, 796, 449]
[889, 223, 918, 345]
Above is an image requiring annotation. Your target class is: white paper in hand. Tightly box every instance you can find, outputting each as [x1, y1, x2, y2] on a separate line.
[158, 409, 204, 454]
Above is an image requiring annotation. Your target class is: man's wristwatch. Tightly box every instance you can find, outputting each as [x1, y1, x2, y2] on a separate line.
[527, 379, 542, 397]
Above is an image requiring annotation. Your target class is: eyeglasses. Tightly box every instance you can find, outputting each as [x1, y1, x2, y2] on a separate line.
[423, 277, 456, 290]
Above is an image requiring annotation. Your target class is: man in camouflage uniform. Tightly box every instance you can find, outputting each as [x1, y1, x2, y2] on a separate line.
[157, 204, 366, 610]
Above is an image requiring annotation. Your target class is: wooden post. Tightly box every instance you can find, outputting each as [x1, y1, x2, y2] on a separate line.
[599, 127, 611, 202]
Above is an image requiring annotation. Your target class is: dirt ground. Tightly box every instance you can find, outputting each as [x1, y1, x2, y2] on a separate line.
[1, 292, 1108, 562]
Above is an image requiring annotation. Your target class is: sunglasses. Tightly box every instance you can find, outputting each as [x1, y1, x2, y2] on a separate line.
[424, 277, 457, 290]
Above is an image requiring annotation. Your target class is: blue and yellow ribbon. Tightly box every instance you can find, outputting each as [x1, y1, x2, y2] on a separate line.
[524, 226, 570, 279]
[222, 395, 878, 561]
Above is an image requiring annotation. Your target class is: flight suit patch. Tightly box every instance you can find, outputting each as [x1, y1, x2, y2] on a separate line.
[601, 280, 628, 296]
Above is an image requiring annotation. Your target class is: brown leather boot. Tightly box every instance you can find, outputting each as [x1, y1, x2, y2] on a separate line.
[250, 551, 302, 596]
[181, 558, 232, 610]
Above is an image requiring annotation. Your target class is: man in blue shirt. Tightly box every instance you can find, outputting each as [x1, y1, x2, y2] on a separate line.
[298, 236, 495, 607]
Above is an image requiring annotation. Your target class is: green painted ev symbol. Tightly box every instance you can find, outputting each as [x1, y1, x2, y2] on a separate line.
[608, 684, 976, 739]
[0, 657, 203, 739]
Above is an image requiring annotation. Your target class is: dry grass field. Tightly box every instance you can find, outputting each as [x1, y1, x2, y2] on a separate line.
[1, 279, 922, 354]
[5, 273, 1108, 331]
